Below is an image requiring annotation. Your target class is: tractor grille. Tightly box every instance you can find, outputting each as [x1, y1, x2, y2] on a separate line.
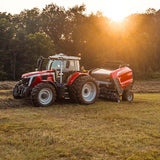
[22, 78, 30, 86]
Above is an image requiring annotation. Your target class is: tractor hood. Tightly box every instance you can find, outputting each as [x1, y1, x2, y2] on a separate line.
[22, 70, 55, 78]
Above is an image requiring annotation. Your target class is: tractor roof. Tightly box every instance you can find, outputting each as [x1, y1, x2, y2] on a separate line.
[49, 53, 81, 60]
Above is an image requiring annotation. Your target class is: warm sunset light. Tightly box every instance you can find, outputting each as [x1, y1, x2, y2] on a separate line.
[102, 0, 128, 22]
[0, 0, 160, 21]
[1, 0, 160, 159]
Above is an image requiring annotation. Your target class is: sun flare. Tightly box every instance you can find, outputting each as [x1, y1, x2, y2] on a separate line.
[102, 0, 128, 22]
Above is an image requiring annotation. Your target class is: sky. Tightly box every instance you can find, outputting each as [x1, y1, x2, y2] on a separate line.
[0, 0, 160, 21]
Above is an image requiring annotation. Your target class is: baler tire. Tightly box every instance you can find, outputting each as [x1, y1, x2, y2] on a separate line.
[122, 90, 134, 102]
[13, 81, 22, 99]
[31, 83, 56, 107]
[69, 76, 99, 104]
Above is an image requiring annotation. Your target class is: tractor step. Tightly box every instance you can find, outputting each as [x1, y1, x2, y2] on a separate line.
[64, 88, 70, 99]
[58, 85, 70, 99]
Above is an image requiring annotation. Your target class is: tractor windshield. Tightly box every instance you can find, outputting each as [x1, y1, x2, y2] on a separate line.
[47, 59, 80, 71]
[50, 60, 61, 69]
[46, 60, 60, 70]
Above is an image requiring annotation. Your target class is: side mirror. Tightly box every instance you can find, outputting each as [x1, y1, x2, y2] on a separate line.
[37, 58, 41, 68]
[37, 56, 44, 71]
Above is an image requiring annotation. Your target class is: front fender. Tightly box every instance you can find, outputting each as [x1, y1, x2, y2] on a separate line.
[67, 72, 88, 85]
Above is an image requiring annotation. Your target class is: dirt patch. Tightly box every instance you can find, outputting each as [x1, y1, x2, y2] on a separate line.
[0, 81, 30, 108]
[0, 81, 17, 90]
[0, 97, 31, 109]
[0, 90, 12, 96]
[133, 80, 160, 93]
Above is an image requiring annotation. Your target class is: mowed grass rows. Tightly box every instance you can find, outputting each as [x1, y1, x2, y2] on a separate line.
[0, 91, 160, 160]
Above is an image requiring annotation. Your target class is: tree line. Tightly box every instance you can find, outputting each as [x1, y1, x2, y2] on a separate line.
[0, 4, 160, 80]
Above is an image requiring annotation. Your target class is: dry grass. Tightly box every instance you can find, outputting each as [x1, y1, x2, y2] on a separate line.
[0, 81, 17, 90]
[0, 93, 160, 159]
[0, 80, 160, 93]
[0, 81, 160, 159]
[133, 80, 160, 93]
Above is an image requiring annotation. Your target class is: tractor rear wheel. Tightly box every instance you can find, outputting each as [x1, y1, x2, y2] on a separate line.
[122, 90, 134, 102]
[31, 83, 56, 107]
[69, 76, 99, 104]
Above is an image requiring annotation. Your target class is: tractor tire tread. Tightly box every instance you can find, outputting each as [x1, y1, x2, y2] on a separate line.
[69, 76, 99, 104]
[122, 90, 134, 102]
[31, 83, 56, 107]
[13, 81, 22, 99]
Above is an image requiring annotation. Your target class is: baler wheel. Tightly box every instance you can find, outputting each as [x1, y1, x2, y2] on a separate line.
[31, 83, 56, 107]
[69, 76, 99, 104]
[122, 90, 134, 102]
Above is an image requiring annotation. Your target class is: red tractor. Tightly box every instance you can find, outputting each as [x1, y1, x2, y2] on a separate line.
[13, 53, 134, 107]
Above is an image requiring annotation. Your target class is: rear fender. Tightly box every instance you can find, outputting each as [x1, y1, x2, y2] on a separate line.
[67, 72, 88, 85]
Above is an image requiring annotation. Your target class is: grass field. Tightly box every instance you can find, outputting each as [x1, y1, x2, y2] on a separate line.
[0, 82, 160, 160]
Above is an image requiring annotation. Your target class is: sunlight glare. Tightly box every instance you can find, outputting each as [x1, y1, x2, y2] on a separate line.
[102, 0, 128, 22]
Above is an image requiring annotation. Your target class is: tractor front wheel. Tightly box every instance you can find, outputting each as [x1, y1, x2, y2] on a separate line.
[31, 83, 56, 107]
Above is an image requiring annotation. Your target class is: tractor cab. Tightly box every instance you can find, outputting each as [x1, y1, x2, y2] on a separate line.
[47, 54, 80, 72]
[37, 53, 81, 84]
[47, 53, 81, 83]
